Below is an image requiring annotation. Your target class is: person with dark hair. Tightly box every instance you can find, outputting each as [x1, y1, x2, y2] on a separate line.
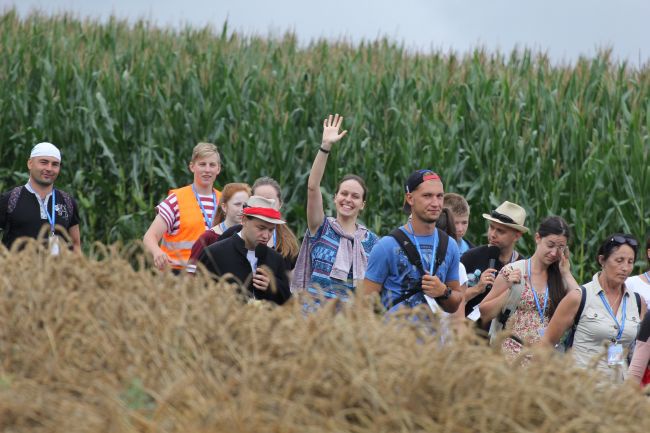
[363, 169, 461, 314]
[625, 234, 650, 309]
[292, 114, 379, 302]
[627, 313, 650, 386]
[479, 216, 573, 358]
[541, 234, 647, 381]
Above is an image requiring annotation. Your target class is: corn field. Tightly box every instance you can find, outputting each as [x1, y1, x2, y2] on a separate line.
[0, 10, 649, 279]
[0, 242, 648, 433]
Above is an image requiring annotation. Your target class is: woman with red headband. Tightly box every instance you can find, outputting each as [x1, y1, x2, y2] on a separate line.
[292, 114, 379, 304]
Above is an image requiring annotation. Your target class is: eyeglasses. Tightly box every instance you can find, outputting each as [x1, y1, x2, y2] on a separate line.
[490, 210, 515, 224]
[609, 235, 639, 248]
[544, 242, 567, 253]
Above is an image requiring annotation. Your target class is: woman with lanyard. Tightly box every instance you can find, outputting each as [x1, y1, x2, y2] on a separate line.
[143, 142, 222, 273]
[188, 182, 251, 272]
[541, 234, 647, 382]
[479, 216, 572, 359]
[292, 114, 379, 303]
[625, 234, 650, 309]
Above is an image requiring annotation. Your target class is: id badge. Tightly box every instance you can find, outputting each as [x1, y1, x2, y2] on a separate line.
[49, 234, 60, 256]
[538, 327, 545, 337]
[607, 342, 624, 366]
[467, 305, 481, 322]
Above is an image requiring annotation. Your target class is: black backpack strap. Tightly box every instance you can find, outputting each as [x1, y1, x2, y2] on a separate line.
[389, 228, 426, 275]
[634, 292, 642, 316]
[434, 228, 449, 269]
[7, 186, 23, 214]
[573, 285, 587, 327]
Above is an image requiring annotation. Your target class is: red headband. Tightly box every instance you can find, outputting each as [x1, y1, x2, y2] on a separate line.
[243, 207, 282, 220]
[423, 173, 440, 181]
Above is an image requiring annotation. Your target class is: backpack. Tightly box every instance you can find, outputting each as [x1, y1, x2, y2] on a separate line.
[560, 286, 643, 351]
[387, 227, 450, 307]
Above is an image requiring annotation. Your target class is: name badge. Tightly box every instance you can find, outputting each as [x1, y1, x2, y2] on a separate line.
[49, 234, 61, 256]
[467, 305, 481, 322]
[607, 342, 624, 366]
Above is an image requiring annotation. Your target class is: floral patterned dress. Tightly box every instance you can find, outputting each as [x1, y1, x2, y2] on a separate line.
[501, 277, 550, 360]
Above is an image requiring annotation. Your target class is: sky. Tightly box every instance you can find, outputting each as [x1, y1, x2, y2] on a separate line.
[2, 0, 649, 65]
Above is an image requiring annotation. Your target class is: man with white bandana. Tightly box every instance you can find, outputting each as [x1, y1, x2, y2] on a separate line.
[0, 142, 81, 253]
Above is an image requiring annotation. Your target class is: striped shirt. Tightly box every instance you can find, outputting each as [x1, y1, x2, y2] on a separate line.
[156, 192, 217, 235]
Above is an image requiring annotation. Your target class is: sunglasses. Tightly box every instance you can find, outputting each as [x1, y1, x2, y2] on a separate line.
[490, 210, 515, 225]
[608, 235, 639, 248]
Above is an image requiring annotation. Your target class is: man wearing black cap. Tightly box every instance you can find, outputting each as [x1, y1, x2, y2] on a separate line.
[460, 201, 528, 321]
[363, 170, 461, 313]
[198, 196, 291, 305]
[0, 142, 81, 253]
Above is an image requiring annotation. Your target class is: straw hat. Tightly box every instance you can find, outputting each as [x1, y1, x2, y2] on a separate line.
[242, 196, 286, 225]
[482, 201, 528, 233]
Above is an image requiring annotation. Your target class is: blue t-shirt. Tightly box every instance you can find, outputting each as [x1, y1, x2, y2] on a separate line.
[365, 226, 460, 312]
[307, 217, 379, 300]
[458, 238, 472, 255]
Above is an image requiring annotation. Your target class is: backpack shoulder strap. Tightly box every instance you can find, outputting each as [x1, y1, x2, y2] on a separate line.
[573, 285, 587, 328]
[389, 228, 425, 275]
[434, 228, 449, 268]
[7, 186, 23, 214]
[634, 292, 642, 316]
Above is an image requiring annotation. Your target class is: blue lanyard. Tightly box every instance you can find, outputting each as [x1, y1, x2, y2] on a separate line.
[527, 259, 549, 324]
[598, 292, 627, 341]
[45, 189, 56, 234]
[220, 221, 227, 232]
[192, 185, 217, 229]
[408, 222, 438, 275]
[272, 228, 277, 248]
[644, 271, 650, 283]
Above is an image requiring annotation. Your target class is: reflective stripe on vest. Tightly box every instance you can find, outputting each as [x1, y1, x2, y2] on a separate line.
[160, 184, 221, 269]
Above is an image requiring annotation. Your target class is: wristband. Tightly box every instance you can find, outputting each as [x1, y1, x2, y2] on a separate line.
[319, 146, 330, 154]
[435, 286, 452, 301]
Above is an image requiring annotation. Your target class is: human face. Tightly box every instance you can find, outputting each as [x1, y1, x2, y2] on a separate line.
[222, 191, 250, 225]
[253, 184, 281, 209]
[242, 216, 276, 249]
[487, 222, 522, 251]
[535, 233, 568, 265]
[407, 180, 444, 224]
[27, 156, 60, 187]
[454, 213, 469, 238]
[334, 179, 365, 219]
[599, 244, 635, 286]
[190, 154, 220, 189]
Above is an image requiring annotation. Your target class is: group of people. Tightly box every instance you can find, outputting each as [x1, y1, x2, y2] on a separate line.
[1, 114, 649, 388]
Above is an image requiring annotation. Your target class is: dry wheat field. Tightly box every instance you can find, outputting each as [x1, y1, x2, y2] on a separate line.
[0, 242, 648, 433]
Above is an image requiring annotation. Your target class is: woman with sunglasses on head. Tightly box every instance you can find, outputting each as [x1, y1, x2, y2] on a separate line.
[541, 234, 647, 381]
[625, 234, 650, 309]
[292, 114, 379, 303]
[479, 216, 573, 359]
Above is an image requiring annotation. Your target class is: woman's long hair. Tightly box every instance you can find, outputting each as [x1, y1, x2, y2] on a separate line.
[252, 177, 299, 262]
[537, 216, 570, 317]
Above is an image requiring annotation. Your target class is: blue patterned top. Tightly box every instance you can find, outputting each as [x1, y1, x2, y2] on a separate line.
[306, 217, 379, 301]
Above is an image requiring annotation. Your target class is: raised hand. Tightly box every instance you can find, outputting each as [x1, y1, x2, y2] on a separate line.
[321, 113, 348, 150]
[559, 247, 571, 276]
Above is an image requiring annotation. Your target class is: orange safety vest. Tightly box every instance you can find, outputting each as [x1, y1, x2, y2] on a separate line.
[160, 184, 221, 269]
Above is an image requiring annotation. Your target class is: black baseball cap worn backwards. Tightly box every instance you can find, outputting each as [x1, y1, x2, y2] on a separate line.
[403, 169, 442, 214]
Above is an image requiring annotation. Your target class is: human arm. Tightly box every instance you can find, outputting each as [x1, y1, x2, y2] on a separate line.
[254, 261, 292, 305]
[306, 114, 347, 234]
[464, 267, 498, 302]
[538, 288, 582, 347]
[68, 224, 81, 253]
[478, 266, 522, 323]
[143, 215, 170, 270]
[421, 275, 462, 313]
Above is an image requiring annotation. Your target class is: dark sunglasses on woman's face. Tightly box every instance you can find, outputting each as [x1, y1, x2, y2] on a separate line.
[609, 235, 639, 248]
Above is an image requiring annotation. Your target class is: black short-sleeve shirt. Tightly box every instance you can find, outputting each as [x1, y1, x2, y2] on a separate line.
[0, 186, 80, 249]
[461, 244, 524, 316]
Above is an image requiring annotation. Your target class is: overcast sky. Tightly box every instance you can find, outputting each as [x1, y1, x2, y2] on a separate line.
[3, 0, 649, 65]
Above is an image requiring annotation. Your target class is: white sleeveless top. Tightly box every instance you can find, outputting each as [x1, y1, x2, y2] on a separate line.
[572, 273, 642, 381]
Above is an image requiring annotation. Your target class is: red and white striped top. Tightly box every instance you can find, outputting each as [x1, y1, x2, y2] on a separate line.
[156, 192, 217, 235]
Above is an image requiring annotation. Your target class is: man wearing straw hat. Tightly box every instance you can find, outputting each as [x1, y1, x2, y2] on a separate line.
[198, 196, 291, 305]
[0, 142, 81, 253]
[461, 201, 528, 321]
